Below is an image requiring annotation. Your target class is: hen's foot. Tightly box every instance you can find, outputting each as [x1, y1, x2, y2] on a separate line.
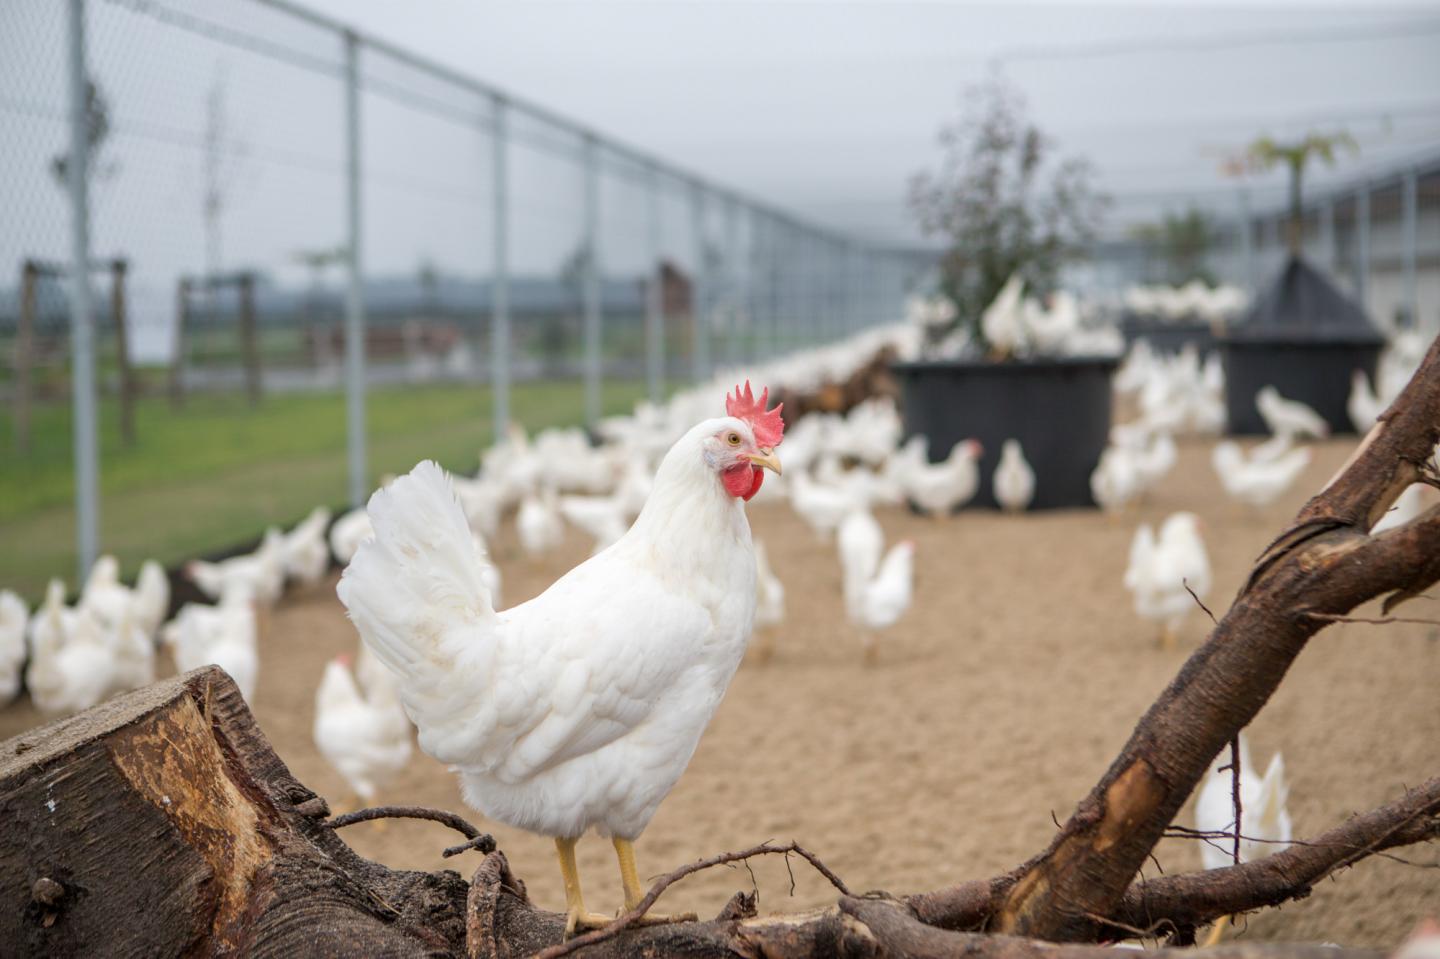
[564, 910, 616, 938]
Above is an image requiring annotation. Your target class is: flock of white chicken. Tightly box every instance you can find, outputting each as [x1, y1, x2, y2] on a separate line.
[0, 282, 1430, 921]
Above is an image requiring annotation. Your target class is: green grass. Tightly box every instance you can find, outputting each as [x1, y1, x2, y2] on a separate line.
[0, 377, 649, 600]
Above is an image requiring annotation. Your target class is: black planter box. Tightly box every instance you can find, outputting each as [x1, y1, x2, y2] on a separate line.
[1119, 315, 1218, 355]
[1220, 340, 1382, 436]
[891, 356, 1118, 510]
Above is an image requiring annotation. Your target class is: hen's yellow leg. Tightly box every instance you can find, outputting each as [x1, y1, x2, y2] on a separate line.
[1201, 913, 1231, 948]
[613, 838, 697, 924]
[555, 837, 612, 937]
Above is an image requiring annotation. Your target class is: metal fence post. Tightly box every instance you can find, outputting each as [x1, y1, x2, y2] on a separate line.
[644, 164, 663, 404]
[66, 0, 99, 581]
[582, 135, 601, 427]
[343, 30, 367, 507]
[1356, 181, 1371, 313]
[724, 195, 740, 368]
[690, 182, 708, 383]
[1402, 168, 1418, 330]
[490, 95, 510, 440]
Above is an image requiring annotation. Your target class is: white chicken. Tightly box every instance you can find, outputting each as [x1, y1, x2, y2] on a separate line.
[789, 469, 862, 541]
[187, 528, 286, 605]
[749, 539, 786, 664]
[517, 488, 564, 557]
[901, 438, 983, 516]
[451, 473, 510, 540]
[282, 506, 333, 587]
[993, 439, 1036, 513]
[981, 274, 1027, 357]
[1212, 440, 1311, 509]
[1347, 369, 1386, 433]
[1123, 512, 1211, 649]
[338, 381, 784, 933]
[854, 541, 915, 665]
[77, 556, 156, 692]
[0, 589, 28, 707]
[559, 494, 631, 557]
[1090, 446, 1143, 515]
[312, 654, 413, 806]
[329, 507, 374, 565]
[1256, 386, 1329, 441]
[837, 507, 884, 625]
[25, 580, 115, 715]
[1194, 734, 1292, 945]
[132, 560, 171, 640]
[162, 596, 260, 702]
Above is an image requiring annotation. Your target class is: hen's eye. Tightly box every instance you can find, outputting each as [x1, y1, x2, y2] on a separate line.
[726, 432, 741, 446]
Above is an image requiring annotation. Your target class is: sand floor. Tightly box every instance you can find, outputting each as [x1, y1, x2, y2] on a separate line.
[3, 437, 1437, 946]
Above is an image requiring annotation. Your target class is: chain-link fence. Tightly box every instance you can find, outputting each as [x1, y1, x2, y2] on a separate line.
[0, 0, 923, 598]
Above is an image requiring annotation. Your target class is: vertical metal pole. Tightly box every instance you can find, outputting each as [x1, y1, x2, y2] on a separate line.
[690, 182, 708, 383]
[66, 0, 98, 581]
[724, 196, 740, 367]
[343, 30, 367, 507]
[490, 96, 510, 440]
[1318, 199, 1336, 276]
[1402, 168, 1418, 330]
[644, 164, 663, 403]
[1355, 181, 1371, 313]
[581, 135, 601, 427]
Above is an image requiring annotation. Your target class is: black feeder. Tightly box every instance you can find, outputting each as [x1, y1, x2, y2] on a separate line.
[1220, 257, 1385, 436]
[891, 355, 1118, 510]
[1119, 314, 1218, 356]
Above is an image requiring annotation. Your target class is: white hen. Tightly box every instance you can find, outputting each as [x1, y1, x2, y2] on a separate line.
[1212, 440, 1311, 509]
[187, 528, 286, 605]
[855, 541, 915, 665]
[25, 580, 115, 715]
[902, 439, 983, 516]
[1347, 369, 1386, 433]
[1256, 386, 1329, 441]
[517, 488, 564, 558]
[162, 597, 260, 702]
[329, 507, 374, 565]
[559, 494, 631, 557]
[338, 382, 785, 932]
[837, 507, 884, 624]
[1124, 512, 1211, 649]
[313, 654, 413, 804]
[282, 506, 333, 586]
[993, 439, 1036, 513]
[0, 590, 28, 707]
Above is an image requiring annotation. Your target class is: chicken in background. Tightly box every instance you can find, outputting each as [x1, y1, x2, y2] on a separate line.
[789, 468, 863, 542]
[1194, 734, 1292, 946]
[1124, 512, 1211, 650]
[162, 591, 260, 702]
[282, 506, 333, 588]
[517, 488, 564, 558]
[187, 528, 287, 605]
[747, 540, 786, 665]
[329, 507, 374, 565]
[25, 580, 116, 715]
[1212, 439, 1311, 510]
[853, 541, 915, 666]
[837, 506, 884, 626]
[77, 556, 156, 693]
[1256, 385, 1329, 441]
[338, 381, 783, 933]
[559, 493, 632, 557]
[80, 554, 167, 644]
[896, 437, 983, 517]
[993, 439, 1036, 513]
[131, 559, 171, 640]
[0, 589, 28, 707]
[312, 652, 413, 813]
[1347, 369, 1387, 433]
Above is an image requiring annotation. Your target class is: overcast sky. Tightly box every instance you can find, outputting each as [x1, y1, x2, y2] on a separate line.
[305, 0, 1440, 244]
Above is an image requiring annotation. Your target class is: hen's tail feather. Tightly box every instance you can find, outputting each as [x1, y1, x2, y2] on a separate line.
[338, 460, 497, 686]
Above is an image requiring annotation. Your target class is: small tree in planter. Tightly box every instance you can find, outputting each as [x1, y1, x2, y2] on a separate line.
[897, 78, 1115, 509]
[907, 76, 1105, 356]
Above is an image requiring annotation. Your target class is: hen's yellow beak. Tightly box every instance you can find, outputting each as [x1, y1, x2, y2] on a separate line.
[747, 448, 782, 475]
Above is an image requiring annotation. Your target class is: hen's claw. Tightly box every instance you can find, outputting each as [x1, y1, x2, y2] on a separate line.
[564, 910, 616, 939]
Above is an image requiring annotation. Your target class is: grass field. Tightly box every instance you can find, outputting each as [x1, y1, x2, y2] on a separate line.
[0, 377, 649, 599]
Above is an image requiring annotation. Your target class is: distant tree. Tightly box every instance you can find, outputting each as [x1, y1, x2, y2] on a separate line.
[417, 257, 441, 316]
[1130, 208, 1216, 286]
[1246, 131, 1356, 254]
[908, 76, 1106, 348]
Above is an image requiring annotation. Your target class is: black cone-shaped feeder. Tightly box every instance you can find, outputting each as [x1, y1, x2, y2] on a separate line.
[1220, 257, 1385, 435]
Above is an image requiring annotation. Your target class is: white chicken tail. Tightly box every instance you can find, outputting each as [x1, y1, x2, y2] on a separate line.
[338, 461, 499, 762]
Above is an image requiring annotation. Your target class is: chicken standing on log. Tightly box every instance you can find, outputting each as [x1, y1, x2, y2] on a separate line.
[338, 382, 784, 937]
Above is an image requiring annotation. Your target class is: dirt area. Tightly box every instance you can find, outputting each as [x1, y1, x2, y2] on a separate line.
[4, 437, 1437, 945]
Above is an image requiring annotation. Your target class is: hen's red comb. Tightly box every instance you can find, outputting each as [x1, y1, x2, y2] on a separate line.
[725, 381, 784, 448]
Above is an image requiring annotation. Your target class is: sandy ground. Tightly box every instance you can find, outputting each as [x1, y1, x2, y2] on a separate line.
[4, 437, 1437, 946]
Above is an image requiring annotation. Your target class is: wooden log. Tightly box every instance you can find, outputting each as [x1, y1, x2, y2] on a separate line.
[0, 668, 468, 957]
